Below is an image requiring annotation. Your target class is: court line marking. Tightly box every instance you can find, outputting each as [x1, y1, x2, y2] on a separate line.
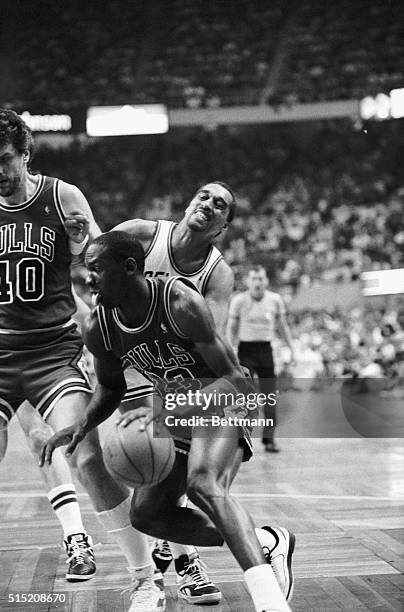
[0, 490, 402, 502]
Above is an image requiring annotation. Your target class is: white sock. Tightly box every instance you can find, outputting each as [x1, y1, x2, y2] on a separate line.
[97, 495, 152, 570]
[255, 527, 277, 553]
[47, 484, 85, 539]
[244, 564, 291, 612]
[170, 542, 198, 559]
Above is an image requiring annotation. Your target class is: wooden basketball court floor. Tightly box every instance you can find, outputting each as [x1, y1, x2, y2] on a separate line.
[0, 391, 403, 611]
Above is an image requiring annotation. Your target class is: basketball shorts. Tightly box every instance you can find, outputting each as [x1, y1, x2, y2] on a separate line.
[122, 368, 155, 405]
[0, 325, 92, 424]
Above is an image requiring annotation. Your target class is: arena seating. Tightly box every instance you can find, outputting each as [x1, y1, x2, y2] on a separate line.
[10, 0, 404, 109]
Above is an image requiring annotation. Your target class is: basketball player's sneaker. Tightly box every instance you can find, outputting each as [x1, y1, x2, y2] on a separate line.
[175, 552, 222, 604]
[262, 526, 295, 601]
[152, 539, 173, 574]
[64, 533, 96, 581]
[126, 567, 166, 612]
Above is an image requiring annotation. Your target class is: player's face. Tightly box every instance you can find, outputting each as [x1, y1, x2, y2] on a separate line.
[85, 244, 127, 308]
[248, 270, 267, 297]
[185, 183, 233, 237]
[0, 144, 27, 198]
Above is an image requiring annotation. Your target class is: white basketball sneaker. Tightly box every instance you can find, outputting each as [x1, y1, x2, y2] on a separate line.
[126, 566, 166, 611]
[261, 526, 295, 601]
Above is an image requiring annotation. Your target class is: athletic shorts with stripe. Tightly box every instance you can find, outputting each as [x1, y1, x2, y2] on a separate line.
[0, 325, 92, 424]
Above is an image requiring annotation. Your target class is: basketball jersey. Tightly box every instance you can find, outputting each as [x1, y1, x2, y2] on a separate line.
[97, 277, 216, 397]
[0, 175, 75, 334]
[144, 220, 223, 295]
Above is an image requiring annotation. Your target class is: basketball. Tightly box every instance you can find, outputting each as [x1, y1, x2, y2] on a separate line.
[103, 415, 175, 487]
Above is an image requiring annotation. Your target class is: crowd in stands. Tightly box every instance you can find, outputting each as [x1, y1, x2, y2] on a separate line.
[272, 300, 404, 387]
[8, 0, 404, 111]
[141, 0, 284, 108]
[12, 0, 145, 112]
[276, 0, 404, 105]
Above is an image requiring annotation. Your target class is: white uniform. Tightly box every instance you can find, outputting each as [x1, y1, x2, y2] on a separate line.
[123, 220, 223, 403]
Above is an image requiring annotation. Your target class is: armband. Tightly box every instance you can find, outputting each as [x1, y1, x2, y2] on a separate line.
[70, 234, 89, 255]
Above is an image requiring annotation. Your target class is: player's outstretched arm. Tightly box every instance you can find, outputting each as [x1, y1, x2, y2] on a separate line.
[227, 293, 242, 351]
[40, 312, 126, 466]
[112, 219, 157, 253]
[204, 259, 234, 338]
[171, 280, 253, 393]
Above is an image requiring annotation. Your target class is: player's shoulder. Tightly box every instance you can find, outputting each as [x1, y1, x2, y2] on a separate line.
[113, 218, 158, 250]
[83, 307, 106, 354]
[169, 276, 201, 301]
[168, 277, 205, 317]
[206, 257, 234, 293]
[168, 277, 214, 339]
[57, 179, 89, 211]
[58, 179, 85, 200]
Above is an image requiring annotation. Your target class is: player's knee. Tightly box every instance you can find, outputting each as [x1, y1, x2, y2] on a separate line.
[186, 470, 225, 508]
[73, 444, 101, 480]
[130, 496, 159, 535]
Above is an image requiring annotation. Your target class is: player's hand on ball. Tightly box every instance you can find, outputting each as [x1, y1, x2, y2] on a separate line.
[117, 408, 151, 428]
[117, 405, 164, 434]
[39, 424, 86, 466]
[64, 210, 90, 243]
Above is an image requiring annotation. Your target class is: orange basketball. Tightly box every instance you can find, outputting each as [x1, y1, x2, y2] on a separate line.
[103, 415, 175, 487]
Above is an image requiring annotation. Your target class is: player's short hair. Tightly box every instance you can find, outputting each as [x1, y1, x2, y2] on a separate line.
[195, 181, 237, 223]
[0, 108, 34, 156]
[92, 231, 145, 273]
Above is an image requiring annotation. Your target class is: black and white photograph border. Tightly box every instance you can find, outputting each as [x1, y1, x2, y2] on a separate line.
[1, 1, 404, 611]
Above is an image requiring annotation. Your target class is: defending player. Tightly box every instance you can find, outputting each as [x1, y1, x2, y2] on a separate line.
[0, 110, 163, 610]
[41, 231, 295, 612]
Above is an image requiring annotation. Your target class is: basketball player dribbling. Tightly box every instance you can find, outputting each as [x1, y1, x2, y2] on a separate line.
[113, 181, 234, 603]
[0, 110, 164, 610]
[113, 182, 295, 604]
[41, 231, 295, 612]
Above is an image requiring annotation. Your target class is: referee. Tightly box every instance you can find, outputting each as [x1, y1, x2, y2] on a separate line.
[228, 265, 295, 452]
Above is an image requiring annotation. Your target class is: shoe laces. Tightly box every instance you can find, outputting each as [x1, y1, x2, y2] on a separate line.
[184, 557, 211, 587]
[65, 535, 94, 565]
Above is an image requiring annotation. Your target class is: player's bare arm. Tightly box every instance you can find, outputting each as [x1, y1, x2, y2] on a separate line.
[171, 280, 252, 390]
[113, 218, 157, 253]
[204, 259, 234, 337]
[59, 180, 101, 245]
[40, 312, 126, 465]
